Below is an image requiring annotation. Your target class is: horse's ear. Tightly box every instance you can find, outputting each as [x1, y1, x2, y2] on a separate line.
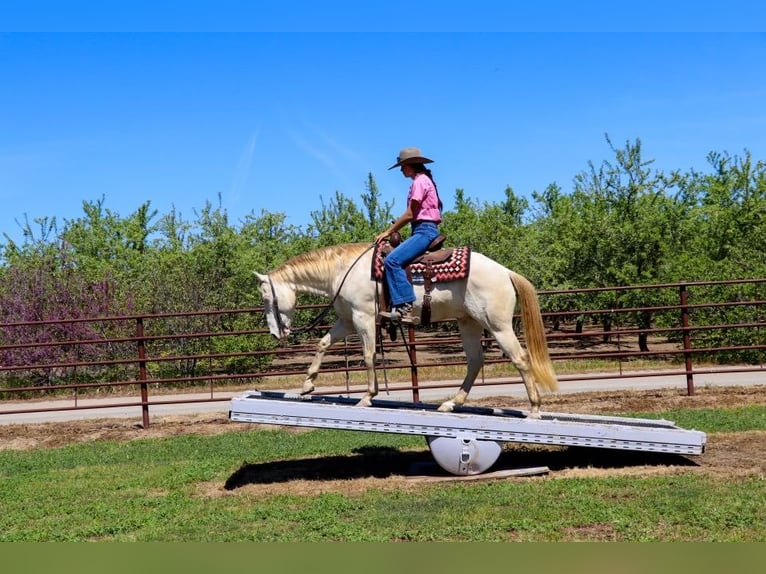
[253, 272, 269, 283]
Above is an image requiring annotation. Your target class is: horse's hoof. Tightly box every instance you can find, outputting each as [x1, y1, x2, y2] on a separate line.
[355, 397, 372, 407]
[437, 401, 455, 412]
[300, 382, 315, 395]
[527, 408, 542, 419]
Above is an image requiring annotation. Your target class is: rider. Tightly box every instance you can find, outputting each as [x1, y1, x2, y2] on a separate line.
[376, 147, 443, 324]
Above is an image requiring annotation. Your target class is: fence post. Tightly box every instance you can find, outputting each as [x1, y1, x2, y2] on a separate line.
[407, 326, 419, 402]
[136, 316, 150, 427]
[679, 283, 695, 396]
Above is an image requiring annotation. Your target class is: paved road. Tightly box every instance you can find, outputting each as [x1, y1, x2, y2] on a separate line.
[1, 369, 764, 425]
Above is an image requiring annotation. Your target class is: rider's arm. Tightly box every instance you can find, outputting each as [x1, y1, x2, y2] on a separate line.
[376, 199, 421, 243]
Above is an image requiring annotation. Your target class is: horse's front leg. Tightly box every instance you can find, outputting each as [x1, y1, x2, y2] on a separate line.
[301, 320, 352, 395]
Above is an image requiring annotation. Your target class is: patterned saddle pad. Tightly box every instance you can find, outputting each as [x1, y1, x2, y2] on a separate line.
[371, 244, 471, 284]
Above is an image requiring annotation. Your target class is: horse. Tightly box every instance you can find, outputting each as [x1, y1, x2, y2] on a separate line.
[254, 242, 558, 417]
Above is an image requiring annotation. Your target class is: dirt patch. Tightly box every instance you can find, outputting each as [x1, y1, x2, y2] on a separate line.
[0, 413, 257, 451]
[510, 384, 766, 415]
[2, 385, 765, 497]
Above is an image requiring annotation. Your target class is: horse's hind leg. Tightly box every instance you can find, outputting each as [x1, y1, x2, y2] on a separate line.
[438, 319, 484, 412]
[492, 327, 542, 417]
[301, 320, 352, 395]
[355, 321, 379, 407]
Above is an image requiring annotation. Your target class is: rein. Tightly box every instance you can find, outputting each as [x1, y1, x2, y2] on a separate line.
[269, 243, 376, 341]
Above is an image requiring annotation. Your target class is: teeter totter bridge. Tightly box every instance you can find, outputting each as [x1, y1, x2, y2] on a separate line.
[238, 239, 706, 477]
[229, 390, 707, 476]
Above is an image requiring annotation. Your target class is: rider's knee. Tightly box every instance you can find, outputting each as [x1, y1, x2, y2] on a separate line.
[384, 256, 401, 271]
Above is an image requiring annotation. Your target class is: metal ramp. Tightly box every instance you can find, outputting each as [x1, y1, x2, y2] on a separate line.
[229, 390, 706, 476]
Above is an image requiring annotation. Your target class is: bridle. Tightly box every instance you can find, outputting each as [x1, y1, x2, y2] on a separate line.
[265, 243, 376, 342]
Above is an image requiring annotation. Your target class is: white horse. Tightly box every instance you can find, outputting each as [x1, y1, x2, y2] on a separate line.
[255, 242, 557, 416]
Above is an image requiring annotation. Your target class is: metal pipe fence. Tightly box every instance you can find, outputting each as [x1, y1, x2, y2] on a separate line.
[1, 278, 764, 426]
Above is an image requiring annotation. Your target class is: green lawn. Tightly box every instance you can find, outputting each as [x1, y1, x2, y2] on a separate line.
[1, 406, 764, 541]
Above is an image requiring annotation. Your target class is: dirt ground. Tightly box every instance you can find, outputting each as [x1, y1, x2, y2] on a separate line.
[2, 385, 765, 495]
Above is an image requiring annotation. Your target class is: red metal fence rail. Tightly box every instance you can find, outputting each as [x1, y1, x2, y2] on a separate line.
[1, 278, 764, 426]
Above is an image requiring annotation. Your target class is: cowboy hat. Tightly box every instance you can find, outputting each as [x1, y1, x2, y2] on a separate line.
[388, 147, 434, 170]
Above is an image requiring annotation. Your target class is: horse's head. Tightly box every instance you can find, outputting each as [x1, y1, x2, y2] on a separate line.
[255, 272, 296, 340]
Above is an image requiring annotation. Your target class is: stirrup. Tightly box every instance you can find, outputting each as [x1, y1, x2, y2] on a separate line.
[378, 305, 420, 326]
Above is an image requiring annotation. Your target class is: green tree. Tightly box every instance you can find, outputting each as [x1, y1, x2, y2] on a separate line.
[681, 150, 766, 279]
[535, 136, 684, 288]
[440, 189, 483, 248]
[361, 173, 395, 233]
[1, 215, 60, 268]
[60, 198, 158, 281]
[306, 175, 393, 247]
[530, 136, 687, 349]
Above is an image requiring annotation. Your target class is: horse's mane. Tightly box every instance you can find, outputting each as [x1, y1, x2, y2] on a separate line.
[272, 243, 370, 284]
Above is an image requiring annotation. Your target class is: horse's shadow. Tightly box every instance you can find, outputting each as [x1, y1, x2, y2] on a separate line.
[224, 447, 428, 490]
[224, 445, 698, 490]
[504, 445, 699, 474]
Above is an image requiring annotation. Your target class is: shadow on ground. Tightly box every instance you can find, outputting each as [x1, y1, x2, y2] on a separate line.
[224, 444, 698, 490]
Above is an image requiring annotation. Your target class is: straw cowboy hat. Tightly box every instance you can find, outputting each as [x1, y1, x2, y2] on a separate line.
[388, 147, 434, 170]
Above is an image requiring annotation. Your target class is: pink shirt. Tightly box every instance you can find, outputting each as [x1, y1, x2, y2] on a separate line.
[407, 173, 442, 224]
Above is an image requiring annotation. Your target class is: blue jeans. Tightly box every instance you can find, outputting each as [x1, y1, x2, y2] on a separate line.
[384, 221, 440, 307]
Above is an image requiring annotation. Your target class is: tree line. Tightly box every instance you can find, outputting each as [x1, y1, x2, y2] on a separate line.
[1, 136, 764, 386]
[2, 136, 764, 319]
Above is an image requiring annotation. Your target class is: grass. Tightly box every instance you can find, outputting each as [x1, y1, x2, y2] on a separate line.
[626, 405, 766, 433]
[1, 406, 764, 542]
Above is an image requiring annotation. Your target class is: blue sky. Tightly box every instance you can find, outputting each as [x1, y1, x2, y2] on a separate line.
[2, 6, 766, 245]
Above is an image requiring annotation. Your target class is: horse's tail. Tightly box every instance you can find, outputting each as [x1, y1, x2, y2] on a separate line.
[509, 271, 558, 393]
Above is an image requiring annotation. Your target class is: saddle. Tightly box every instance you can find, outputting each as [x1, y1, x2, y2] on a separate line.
[372, 234, 471, 326]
